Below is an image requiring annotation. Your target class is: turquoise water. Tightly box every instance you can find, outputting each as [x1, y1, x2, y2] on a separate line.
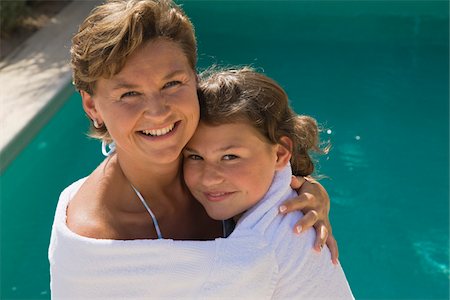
[1, 1, 448, 299]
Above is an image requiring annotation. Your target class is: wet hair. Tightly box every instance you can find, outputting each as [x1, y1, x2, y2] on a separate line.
[197, 67, 327, 176]
[71, 0, 197, 141]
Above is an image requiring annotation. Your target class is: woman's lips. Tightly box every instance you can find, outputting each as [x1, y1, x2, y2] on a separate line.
[138, 121, 180, 139]
[141, 123, 175, 136]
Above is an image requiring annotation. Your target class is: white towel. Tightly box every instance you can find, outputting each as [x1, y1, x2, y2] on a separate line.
[49, 166, 353, 299]
[230, 165, 354, 299]
[49, 180, 277, 299]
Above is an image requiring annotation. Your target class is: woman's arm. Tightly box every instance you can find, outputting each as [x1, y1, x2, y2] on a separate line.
[279, 176, 339, 264]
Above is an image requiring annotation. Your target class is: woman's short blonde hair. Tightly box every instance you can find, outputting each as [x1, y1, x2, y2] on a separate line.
[71, 0, 197, 141]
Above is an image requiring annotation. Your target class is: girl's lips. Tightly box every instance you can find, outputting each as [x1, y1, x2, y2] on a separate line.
[203, 191, 235, 202]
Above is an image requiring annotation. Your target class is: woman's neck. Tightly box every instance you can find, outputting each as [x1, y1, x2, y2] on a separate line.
[114, 150, 189, 211]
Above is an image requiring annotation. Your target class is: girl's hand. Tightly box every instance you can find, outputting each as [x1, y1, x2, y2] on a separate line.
[279, 176, 339, 264]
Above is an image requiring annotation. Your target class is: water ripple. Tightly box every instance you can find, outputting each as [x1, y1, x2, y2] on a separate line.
[413, 240, 450, 278]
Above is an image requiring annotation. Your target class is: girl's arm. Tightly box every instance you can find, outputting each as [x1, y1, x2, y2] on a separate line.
[279, 176, 339, 264]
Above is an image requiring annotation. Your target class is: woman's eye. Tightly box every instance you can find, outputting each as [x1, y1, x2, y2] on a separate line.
[120, 91, 139, 98]
[223, 154, 238, 160]
[163, 81, 181, 89]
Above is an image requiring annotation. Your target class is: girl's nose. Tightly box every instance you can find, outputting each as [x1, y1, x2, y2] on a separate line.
[201, 165, 224, 187]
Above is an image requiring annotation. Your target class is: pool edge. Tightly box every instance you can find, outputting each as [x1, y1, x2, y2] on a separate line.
[0, 80, 74, 174]
[0, 0, 102, 174]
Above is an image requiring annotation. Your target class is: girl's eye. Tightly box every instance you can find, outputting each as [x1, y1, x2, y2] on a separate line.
[163, 81, 181, 89]
[223, 154, 238, 161]
[187, 154, 203, 161]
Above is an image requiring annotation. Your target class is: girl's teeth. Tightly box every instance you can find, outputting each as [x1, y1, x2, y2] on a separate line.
[210, 192, 226, 196]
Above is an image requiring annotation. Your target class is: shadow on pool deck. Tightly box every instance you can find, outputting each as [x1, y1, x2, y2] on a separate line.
[0, 0, 102, 173]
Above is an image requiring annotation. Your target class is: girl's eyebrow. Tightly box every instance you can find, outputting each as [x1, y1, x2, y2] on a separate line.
[184, 145, 244, 154]
[183, 147, 197, 153]
[217, 145, 242, 152]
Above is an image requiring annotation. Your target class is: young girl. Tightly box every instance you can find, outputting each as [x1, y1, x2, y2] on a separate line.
[183, 67, 354, 298]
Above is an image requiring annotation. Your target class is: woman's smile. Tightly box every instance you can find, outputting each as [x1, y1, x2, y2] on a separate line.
[140, 122, 175, 137]
[138, 121, 180, 139]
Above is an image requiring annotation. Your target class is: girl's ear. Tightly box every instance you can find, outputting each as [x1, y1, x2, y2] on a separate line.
[275, 136, 293, 170]
[80, 90, 103, 124]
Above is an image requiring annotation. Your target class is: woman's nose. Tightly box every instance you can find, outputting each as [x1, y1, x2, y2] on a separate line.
[142, 94, 170, 118]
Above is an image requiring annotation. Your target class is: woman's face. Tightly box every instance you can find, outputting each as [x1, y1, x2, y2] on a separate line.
[82, 39, 200, 165]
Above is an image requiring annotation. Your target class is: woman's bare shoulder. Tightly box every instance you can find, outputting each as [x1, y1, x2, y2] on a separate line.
[66, 157, 122, 239]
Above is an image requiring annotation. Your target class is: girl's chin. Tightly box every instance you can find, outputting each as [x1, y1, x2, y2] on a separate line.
[205, 209, 235, 221]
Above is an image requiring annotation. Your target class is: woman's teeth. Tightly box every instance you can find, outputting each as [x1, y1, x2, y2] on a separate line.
[142, 123, 175, 136]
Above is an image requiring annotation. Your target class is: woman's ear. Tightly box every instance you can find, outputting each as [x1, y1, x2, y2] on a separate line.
[80, 90, 102, 123]
[275, 136, 293, 170]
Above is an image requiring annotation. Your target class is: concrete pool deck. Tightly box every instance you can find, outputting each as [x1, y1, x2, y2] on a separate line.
[0, 0, 102, 173]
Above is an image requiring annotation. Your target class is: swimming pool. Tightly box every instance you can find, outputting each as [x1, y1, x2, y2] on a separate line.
[1, 1, 448, 298]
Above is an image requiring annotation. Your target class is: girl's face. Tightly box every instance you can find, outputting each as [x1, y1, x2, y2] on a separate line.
[82, 39, 199, 165]
[183, 122, 291, 221]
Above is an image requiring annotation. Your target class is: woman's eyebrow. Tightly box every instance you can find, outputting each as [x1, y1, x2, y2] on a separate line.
[162, 69, 188, 80]
[110, 80, 140, 91]
[110, 70, 188, 90]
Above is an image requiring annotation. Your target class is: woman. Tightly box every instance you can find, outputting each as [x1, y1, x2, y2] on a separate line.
[49, 0, 338, 297]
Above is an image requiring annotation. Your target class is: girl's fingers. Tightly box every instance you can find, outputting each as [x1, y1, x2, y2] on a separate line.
[293, 210, 318, 234]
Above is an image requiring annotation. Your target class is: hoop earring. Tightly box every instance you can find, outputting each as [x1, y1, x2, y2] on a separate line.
[102, 141, 116, 157]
